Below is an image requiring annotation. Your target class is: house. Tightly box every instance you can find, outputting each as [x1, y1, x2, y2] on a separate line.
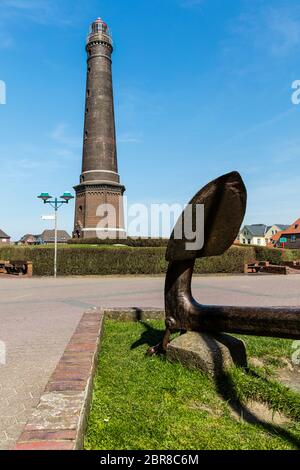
[19, 230, 71, 245]
[267, 231, 282, 247]
[0, 229, 11, 244]
[265, 224, 290, 246]
[238, 224, 290, 247]
[274, 218, 300, 249]
[238, 224, 269, 246]
[19, 234, 43, 245]
[40, 230, 71, 244]
[265, 224, 289, 241]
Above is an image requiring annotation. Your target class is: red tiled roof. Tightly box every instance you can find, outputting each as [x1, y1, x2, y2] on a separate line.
[280, 218, 300, 235]
[270, 231, 283, 243]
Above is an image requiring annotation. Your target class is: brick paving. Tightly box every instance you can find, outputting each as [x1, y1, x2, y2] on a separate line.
[0, 274, 300, 449]
[15, 310, 104, 450]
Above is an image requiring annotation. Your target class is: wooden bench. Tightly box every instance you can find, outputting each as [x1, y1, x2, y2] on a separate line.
[245, 261, 287, 275]
[246, 264, 261, 273]
[284, 261, 300, 270]
[0, 260, 9, 274]
[245, 261, 262, 273]
[0, 260, 33, 277]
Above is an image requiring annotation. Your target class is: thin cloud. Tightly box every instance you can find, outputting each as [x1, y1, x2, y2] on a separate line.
[265, 6, 300, 55]
[0, 0, 78, 50]
[0, 0, 77, 26]
[228, 2, 300, 57]
[2, 151, 66, 181]
[51, 123, 81, 149]
[0, 29, 13, 48]
[271, 139, 300, 164]
[246, 175, 300, 225]
[1, 1, 44, 10]
[221, 108, 296, 147]
[118, 133, 143, 144]
[210, 108, 295, 159]
[49, 123, 81, 164]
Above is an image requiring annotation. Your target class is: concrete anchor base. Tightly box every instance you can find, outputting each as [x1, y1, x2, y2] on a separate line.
[166, 331, 247, 378]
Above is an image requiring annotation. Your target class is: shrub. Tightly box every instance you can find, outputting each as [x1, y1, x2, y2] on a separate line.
[195, 246, 255, 274]
[68, 237, 169, 247]
[254, 246, 300, 265]
[0, 245, 255, 276]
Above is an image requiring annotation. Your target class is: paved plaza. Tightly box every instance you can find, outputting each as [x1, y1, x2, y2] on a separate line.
[0, 274, 300, 449]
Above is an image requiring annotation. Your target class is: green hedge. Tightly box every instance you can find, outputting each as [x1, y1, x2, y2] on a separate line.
[68, 237, 169, 247]
[0, 246, 166, 276]
[0, 245, 254, 276]
[254, 246, 300, 264]
[1, 245, 299, 276]
[195, 246, 255, 274]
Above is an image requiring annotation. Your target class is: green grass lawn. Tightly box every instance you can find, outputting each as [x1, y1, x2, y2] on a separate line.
[84, 320, 300, 450]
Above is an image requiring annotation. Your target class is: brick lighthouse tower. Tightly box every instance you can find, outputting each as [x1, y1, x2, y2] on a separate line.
[73, 18, 125, 239]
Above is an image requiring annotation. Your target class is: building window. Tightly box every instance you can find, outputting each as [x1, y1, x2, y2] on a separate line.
[85, 130, 88, 140]
[248, 239, 251, 244]
[295, 224, 299, 229]
[291, 235, 296, 242]
[87, 89, 90, 97]
[243, 239, 246, 244]
[257, 239, 261, 245]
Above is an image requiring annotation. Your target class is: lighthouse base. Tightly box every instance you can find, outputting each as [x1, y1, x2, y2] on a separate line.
[73, 182, 126, 240]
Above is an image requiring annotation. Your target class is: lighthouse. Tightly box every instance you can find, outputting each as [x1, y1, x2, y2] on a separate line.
[73, 18, 125, 239]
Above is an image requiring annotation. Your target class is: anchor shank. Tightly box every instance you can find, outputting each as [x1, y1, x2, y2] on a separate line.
[165, 260, 300, 339]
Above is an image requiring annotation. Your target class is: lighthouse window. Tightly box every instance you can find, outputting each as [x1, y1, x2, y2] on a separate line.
[85, 131, 88, 139]
[87, 89, 90, 97]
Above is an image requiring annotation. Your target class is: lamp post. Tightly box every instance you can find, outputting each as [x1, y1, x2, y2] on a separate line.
[37, 192, 74, 278]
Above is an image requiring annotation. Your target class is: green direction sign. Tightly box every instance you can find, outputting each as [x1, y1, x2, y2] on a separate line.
[280, 237, 287, 243]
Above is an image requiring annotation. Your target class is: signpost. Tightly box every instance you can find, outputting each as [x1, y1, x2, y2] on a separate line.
[280, 237, 287, 249]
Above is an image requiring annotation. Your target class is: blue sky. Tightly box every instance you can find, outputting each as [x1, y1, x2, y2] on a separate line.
[1, 0, 300, 239]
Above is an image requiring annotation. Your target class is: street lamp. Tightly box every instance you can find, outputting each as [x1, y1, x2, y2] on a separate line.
[37, 192, 74, 278]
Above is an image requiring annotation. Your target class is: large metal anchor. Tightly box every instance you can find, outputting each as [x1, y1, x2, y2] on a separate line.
[149, 171, 300, 354]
